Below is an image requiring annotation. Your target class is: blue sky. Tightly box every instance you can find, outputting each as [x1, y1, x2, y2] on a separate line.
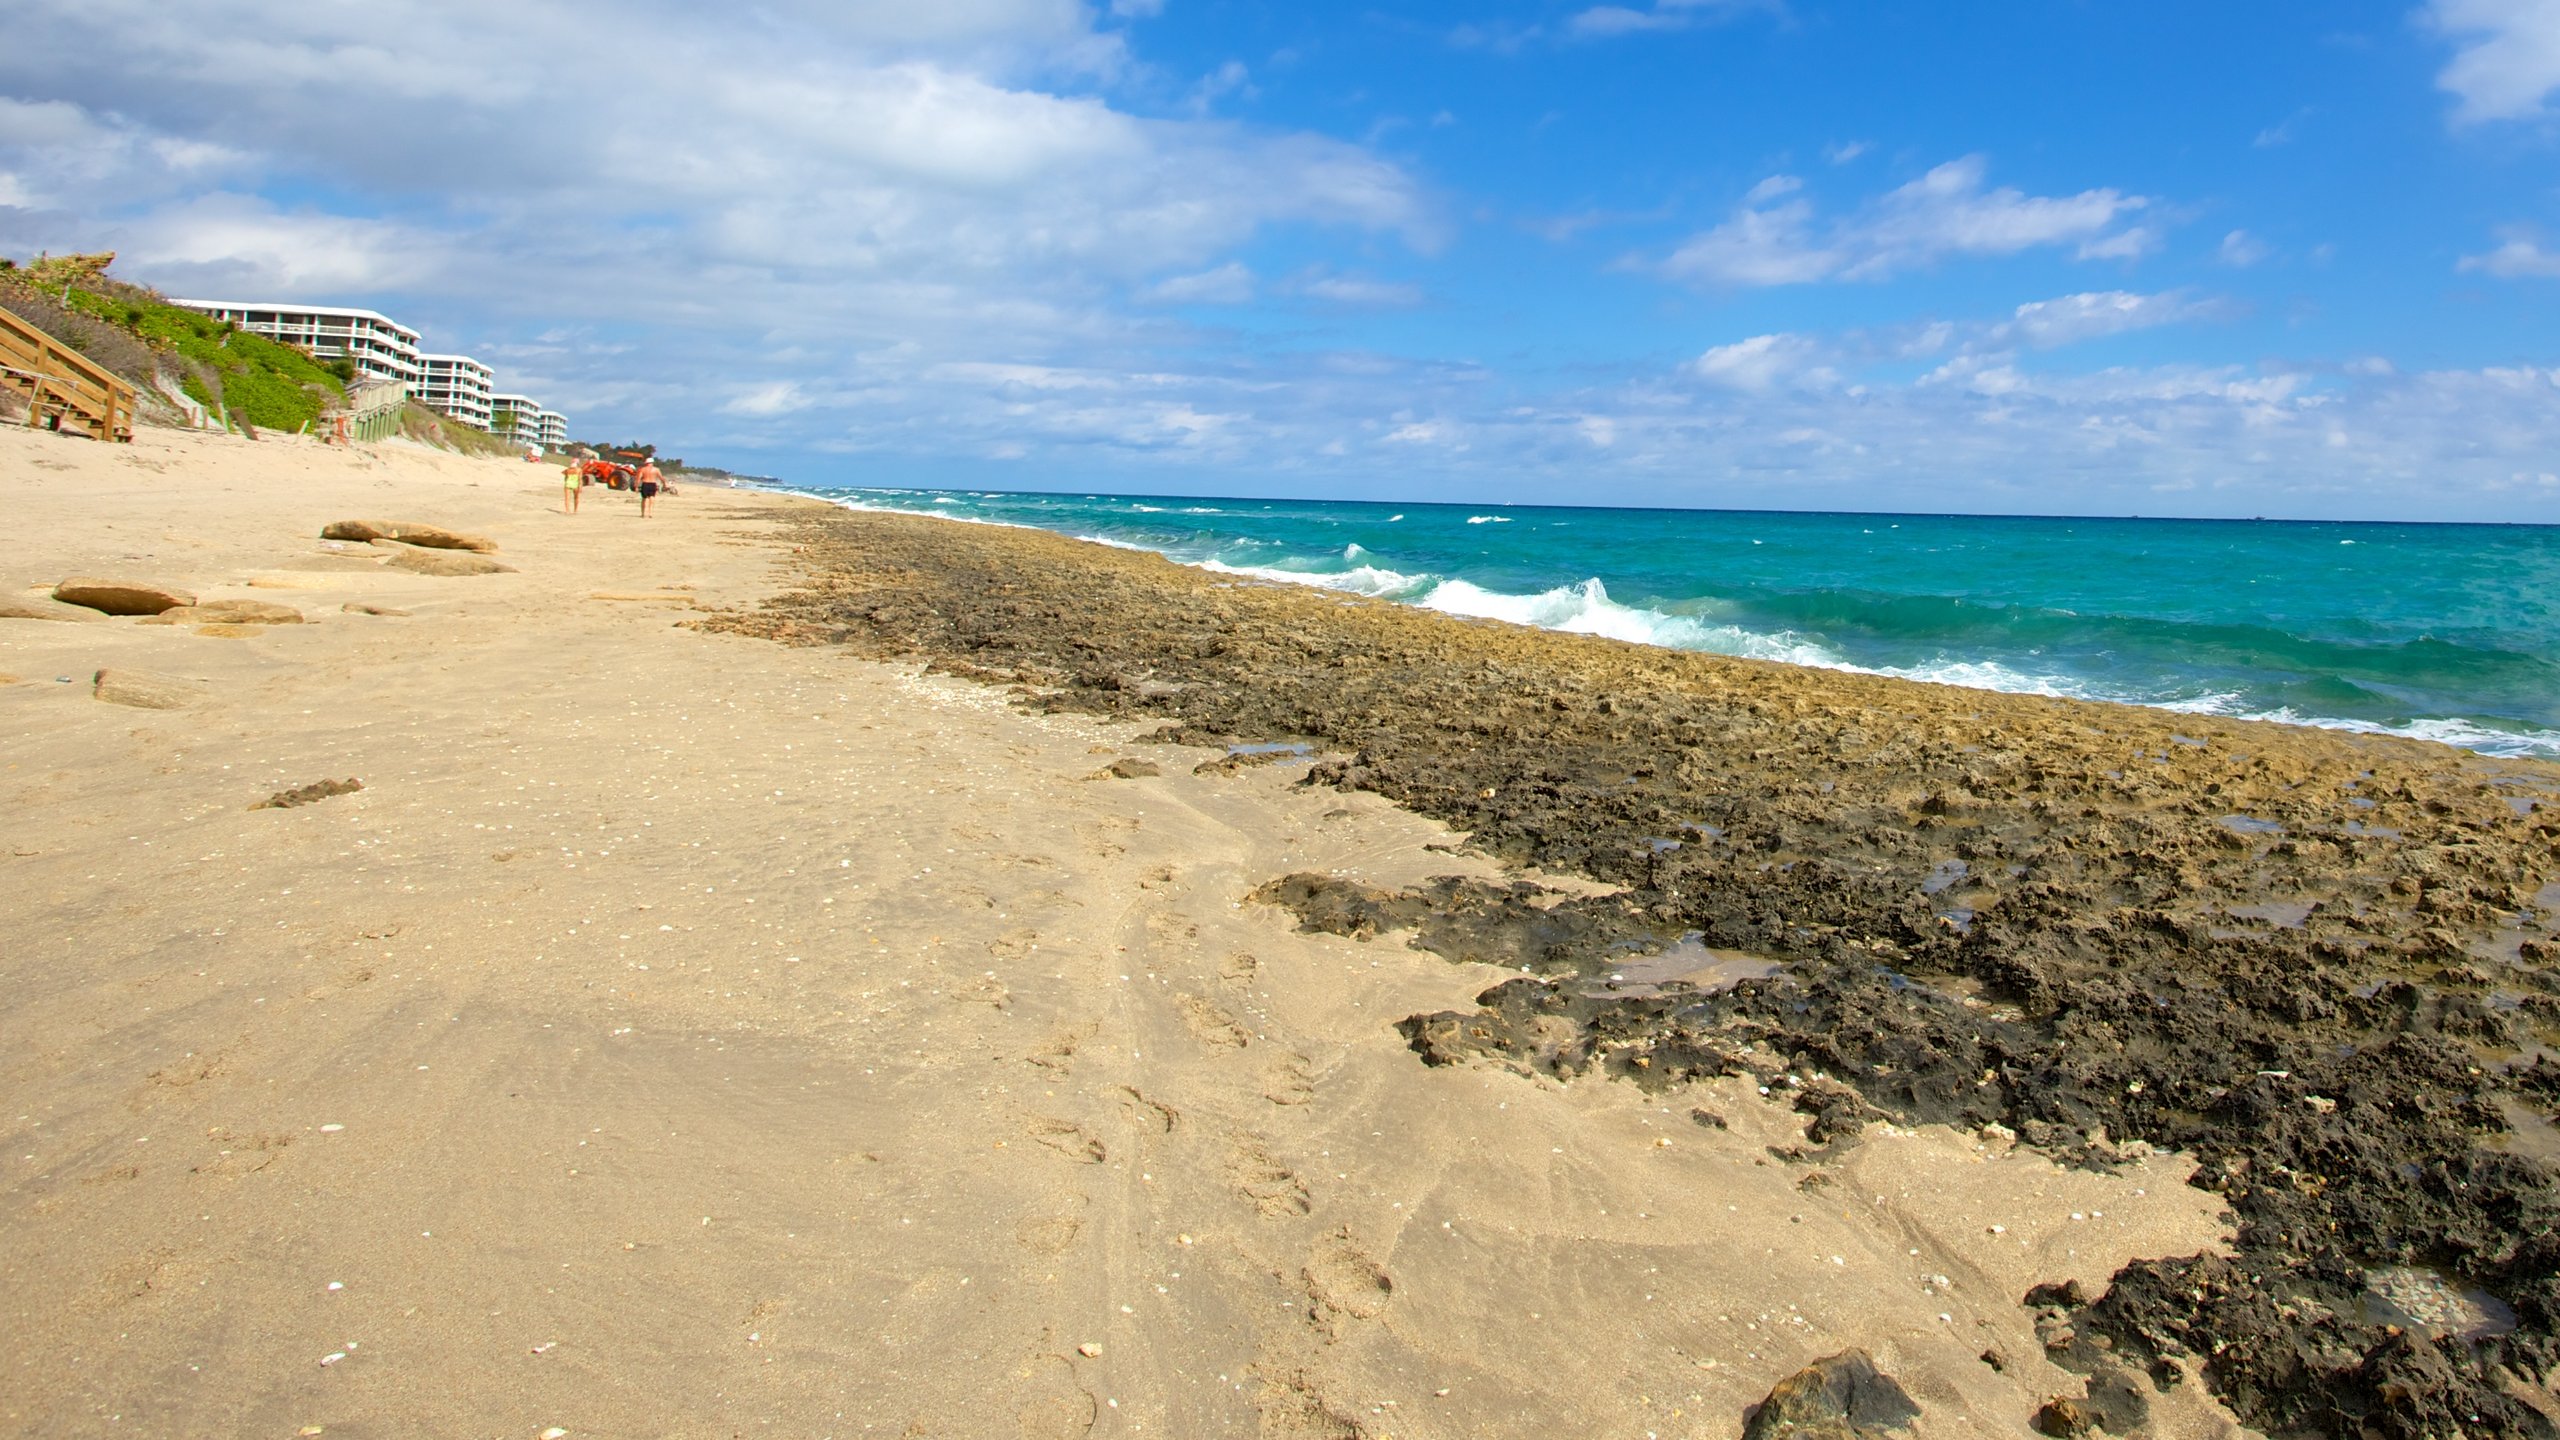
[5, 1, 2560, 519]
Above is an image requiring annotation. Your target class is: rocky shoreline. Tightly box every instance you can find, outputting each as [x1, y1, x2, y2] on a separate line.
[710, 503, 2560, 1438]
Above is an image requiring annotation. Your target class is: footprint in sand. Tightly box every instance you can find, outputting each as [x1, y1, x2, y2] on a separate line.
[1013, 1214, 1084, 1257]
[1220, 951, 1259, 985]
[1251, 1374, 1361, 1440]
[1025, 1023, 1094, 1074]
[988, 927, 1040, 960]
[948, 975, 1011, 1009]
[1141, 904, 1198, 944]
[1174, 992, 1251, 1049]
[1116, 1086, 1177, 1135]
[1301, 1228, 1393, 1338]
[1027, 1118, 1107, 1164]
[1226, 1133, 1310, 1218]
[1261, 1052, 1314, 1107]
[1013, 1355, 1098, 1439]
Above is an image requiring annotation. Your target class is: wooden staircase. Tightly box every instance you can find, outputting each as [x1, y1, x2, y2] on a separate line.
[0, 306, 136, 442]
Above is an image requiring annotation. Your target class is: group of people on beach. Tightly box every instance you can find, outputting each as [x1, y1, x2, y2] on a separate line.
[560, 456, 669, 517]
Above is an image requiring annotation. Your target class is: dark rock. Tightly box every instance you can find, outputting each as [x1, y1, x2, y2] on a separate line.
[252, 778, 363, 810]
[2031, 1397, 2095, 1437]
[1740, 1349, 1920, 1439]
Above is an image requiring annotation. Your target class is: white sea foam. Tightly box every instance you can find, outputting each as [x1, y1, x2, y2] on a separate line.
[1198, 557, 1430, 598]
[1420, 578, 1842, 666]
[2196, 706, 2560, 760]
[789, 486, 2560, 761]
[1465, 515, 1512, 524]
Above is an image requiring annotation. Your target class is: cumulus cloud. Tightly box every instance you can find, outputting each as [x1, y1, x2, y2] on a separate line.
[2460, 226, 2560, 276]
[2427, 0, 2560, 122]
[1654, 156, 2153, 288]
[0, 1, 1429, 340]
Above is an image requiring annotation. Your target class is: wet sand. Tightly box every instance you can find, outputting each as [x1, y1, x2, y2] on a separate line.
[0, 422, 2476, 1435]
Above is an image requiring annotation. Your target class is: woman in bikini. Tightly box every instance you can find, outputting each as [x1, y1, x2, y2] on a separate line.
[561, 459, 584, 514]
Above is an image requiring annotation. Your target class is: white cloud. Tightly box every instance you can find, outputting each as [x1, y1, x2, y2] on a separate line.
[2427, 0, 2560, 122]
[1987, 291, 2219, 349]
[2075, 225, 2160, 261]
[1110, 0, 1165, 15]
[1292, 271, 1425, 308]
[116, 193, 442, 294]
[1690, 332, 1838, 392]
[2253, 107, 2313, 147]
[1823, 141, 1870, 165]
[1567, 0, 1778, 38]
[0, 2, 1430, 314]
[724, 381, 813, 416]
[1743, 173, 1803, 204]
[2459, 226, 2560, 276]
[2218, 229, 2271, 267]
[1655, 156, 2153, 288]
[1144, 261, 1256, 304]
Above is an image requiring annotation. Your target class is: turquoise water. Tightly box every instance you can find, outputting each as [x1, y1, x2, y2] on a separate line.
[797, 486, 2560, 760]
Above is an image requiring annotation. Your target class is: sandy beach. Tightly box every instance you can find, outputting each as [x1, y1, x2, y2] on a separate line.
[4, 424, 2551, 1437]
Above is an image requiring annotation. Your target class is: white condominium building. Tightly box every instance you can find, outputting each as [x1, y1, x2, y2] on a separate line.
[415, 353, 494, 429]
[172, 298, 566, 446]
[488, 392, 542, 443]
[170, 300, 423, 387]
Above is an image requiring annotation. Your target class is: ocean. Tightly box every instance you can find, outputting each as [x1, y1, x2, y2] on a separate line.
[792, 486, 2560, 761]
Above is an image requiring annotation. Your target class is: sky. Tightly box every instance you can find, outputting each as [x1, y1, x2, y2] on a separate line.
[5, 1, 2560, 521]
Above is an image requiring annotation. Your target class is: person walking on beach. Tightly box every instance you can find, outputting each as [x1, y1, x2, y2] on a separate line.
[637, 459, 663, 519]
[561, 459, 584, 515]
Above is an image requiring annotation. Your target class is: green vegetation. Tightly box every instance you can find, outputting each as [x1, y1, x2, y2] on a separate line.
[400, 401, 524, 458]
[57, 285, 344, 433]
[2, 253, 346, 434]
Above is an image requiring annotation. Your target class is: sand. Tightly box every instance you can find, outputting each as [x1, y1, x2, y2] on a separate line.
[0, 423, 2252, 1438]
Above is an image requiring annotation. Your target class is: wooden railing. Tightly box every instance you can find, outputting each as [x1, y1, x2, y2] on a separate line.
[0, 306, 136, 443]
[325, 379, 408, 445]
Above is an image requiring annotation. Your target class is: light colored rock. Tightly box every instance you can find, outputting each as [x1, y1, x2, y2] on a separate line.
[92, 668, 207, 710]
[382, 547, 516, 577]
[323, 520, 497, 552]
[52, 577, 195, 616]
[0, 597, 103, 622]
[139, 600, 304, 626]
